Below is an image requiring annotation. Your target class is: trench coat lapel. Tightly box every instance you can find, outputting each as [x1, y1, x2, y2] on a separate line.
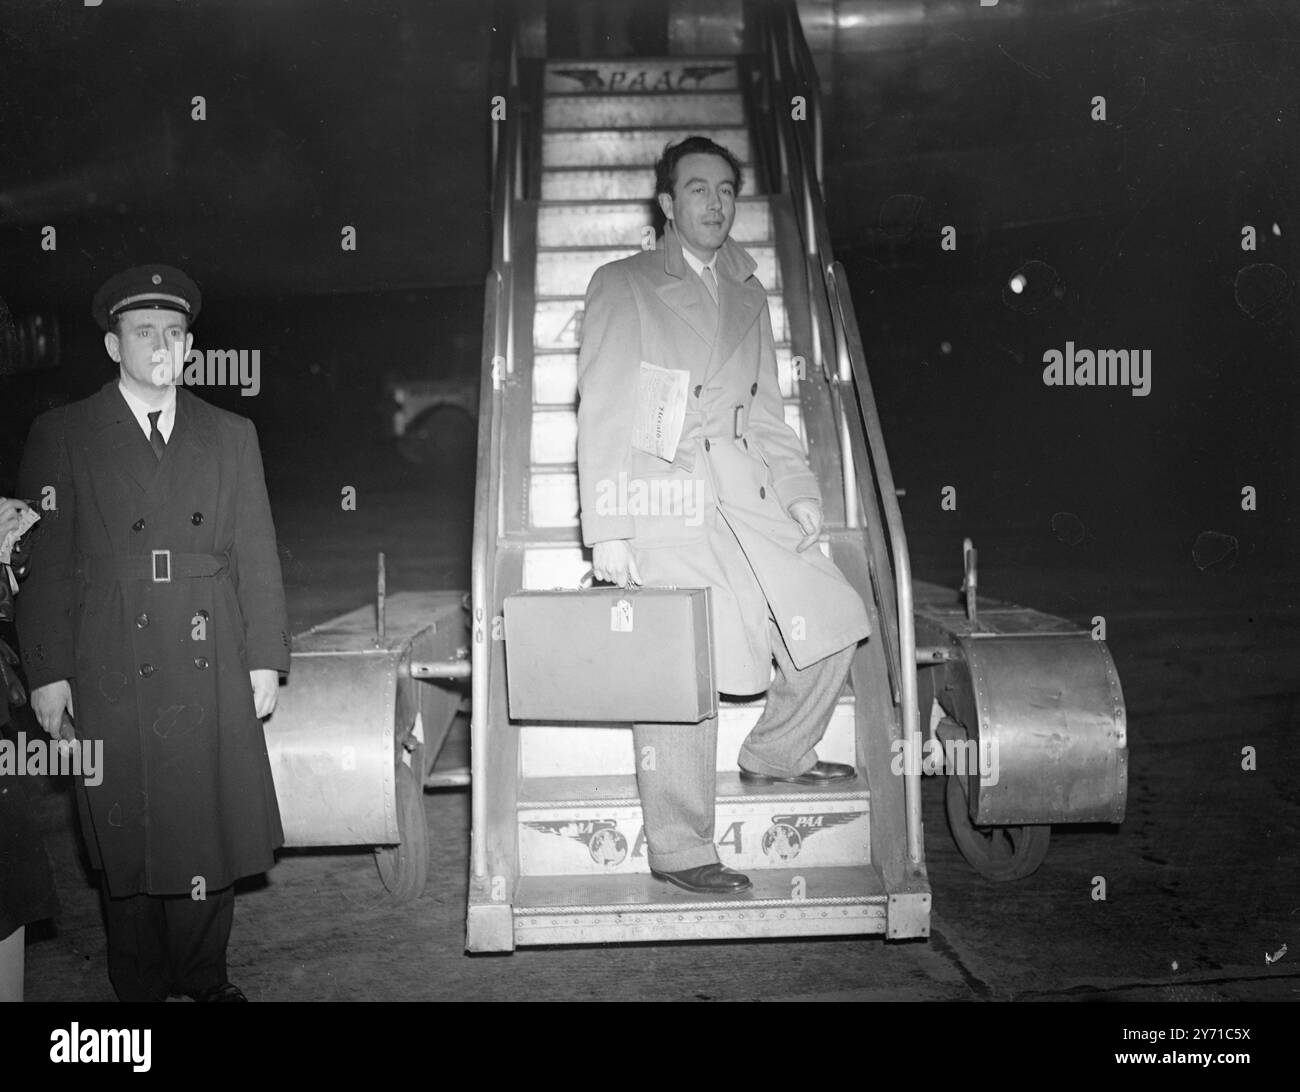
[84, 382, 218, 509]
[654, 224, 717, 352]
[86, 381, 163, 497]
[158, 389, 218, 512]
[703, 239, 763, 383]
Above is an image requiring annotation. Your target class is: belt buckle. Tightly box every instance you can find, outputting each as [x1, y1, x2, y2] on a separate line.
[151, 549, 171, 583]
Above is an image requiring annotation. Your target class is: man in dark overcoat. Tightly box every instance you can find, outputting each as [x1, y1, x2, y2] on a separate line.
[578, 138, 871, 895]
[17, 264, 289, 1001]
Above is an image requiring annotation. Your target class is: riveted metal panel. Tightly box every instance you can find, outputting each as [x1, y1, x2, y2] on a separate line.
[950, 634, 1128, 825]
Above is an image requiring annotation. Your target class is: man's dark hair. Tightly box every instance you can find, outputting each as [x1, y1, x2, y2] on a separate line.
[654, 136, 743, 200]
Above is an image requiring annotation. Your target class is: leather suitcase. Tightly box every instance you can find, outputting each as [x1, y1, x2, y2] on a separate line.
[503, 587, 715, 723]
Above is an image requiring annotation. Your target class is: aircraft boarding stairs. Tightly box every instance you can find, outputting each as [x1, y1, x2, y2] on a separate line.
[466, 39, 929, 950]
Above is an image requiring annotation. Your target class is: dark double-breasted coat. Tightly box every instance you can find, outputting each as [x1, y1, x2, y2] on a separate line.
[17, 381, 289, 897]
[577, 223, 870, 694]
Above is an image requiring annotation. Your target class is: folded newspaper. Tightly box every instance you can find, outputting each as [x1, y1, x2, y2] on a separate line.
[631, 362, 690, 463]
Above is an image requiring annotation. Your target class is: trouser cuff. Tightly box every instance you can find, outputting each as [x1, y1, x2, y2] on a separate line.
[736, 745, 816, 779]
[647, 842, 720, 874]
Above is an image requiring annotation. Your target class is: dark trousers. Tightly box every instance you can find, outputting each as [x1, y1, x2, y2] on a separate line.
[100, 879, 234, 1001]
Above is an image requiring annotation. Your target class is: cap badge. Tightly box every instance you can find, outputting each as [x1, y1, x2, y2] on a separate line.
[151, 274, 162, 285]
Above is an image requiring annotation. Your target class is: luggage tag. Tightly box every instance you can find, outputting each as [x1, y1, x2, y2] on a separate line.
[577, 569, 653, 633]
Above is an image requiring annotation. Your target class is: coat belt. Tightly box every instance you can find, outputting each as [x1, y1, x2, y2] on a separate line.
[77, 551, 229, 584]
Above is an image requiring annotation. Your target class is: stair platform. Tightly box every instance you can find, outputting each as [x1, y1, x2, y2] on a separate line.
[513, 867, 887, 945]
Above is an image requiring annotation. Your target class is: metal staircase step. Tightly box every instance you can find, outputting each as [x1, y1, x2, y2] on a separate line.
[530, 407, 577, 465]
[517, 772, 869, 877]
[544, 58, 740, 94]
[512, 866, 887, 945]
[542, 166, 765, 201]
[537, 244, 778, 296]
[544, 92, 746, 129]
[531, 292, 790, 352]
[518, 692, 856, 777]
[532, 342, 797, 406]
[542, 127, 752, 169]
[529, 470, 581, 528]
[538, 198, 771, 249]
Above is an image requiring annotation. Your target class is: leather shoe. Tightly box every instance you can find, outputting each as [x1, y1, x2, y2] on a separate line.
[739, 760, 857, 786]
[650, 863, 752, 894]
[189, 982, 247, 1003]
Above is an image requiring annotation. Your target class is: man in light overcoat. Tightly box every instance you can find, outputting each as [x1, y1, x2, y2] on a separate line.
[577, 137, 871, 894]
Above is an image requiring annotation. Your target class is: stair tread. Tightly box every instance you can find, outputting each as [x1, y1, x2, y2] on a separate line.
[545, 55, 740, 65]
[536, 241, 774, 253]
[537, 196, 769, 207]
[542, 164, 750, 174]
[546, 89, 743, 100]
[514, 866, 886, 912]
[533, 290, 785, 302]
[518, 771, 867, 807]
[543, 124, 749, 134]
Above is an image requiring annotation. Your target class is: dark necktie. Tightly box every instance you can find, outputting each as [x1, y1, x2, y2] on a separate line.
[147, 411, 166, 461]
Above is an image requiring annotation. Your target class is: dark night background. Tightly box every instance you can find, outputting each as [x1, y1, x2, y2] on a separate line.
[2, 0, 1295, 589]
[0, 0, 1297, 1006]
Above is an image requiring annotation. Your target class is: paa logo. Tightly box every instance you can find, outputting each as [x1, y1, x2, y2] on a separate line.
[762, 812, 863, 862]
[525, 819, 628, 867]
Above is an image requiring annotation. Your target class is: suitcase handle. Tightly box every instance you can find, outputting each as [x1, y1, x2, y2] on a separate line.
[579, 570, 681, 592]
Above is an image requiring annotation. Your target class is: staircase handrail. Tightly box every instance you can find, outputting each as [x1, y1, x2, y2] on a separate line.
[760, 0, 923, 865]
[471, 1, 521, 879]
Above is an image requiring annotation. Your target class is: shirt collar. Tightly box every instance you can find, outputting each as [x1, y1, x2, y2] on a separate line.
[118, 380, 177, 437]
[677, 238, 719, 280]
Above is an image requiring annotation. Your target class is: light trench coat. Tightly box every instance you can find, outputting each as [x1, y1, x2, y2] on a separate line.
[576, 223, 870, 694]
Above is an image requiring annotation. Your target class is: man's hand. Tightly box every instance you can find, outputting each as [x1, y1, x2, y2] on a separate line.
[31, 680, 73, 739]
[0, 496, 31, 544]
[250, 669, 279, 719]
[788, 498, 823, 553]
[591, 540, 643, 588]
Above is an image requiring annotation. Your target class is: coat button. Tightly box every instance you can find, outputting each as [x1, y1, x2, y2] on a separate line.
[132, 518, 145, 532]
[191, 512, 204, 526]
[751, 382, 758, 395]
[135, 613, 149, 628]
[693, 385, 702, 398]
[194, 656, 209, 670]
[704, 439, 711, 451]
[138, 663, 154, 678]
[760, 486, 767, 500]
[743, 438, 749, 449]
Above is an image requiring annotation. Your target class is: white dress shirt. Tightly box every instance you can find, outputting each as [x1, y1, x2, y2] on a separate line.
[680, 244, 720, 299]
[118, 381, 177, 444]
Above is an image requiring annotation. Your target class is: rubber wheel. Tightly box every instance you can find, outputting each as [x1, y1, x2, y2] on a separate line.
[945, 773, 1050, 882]
[375, 758, 429, 902]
